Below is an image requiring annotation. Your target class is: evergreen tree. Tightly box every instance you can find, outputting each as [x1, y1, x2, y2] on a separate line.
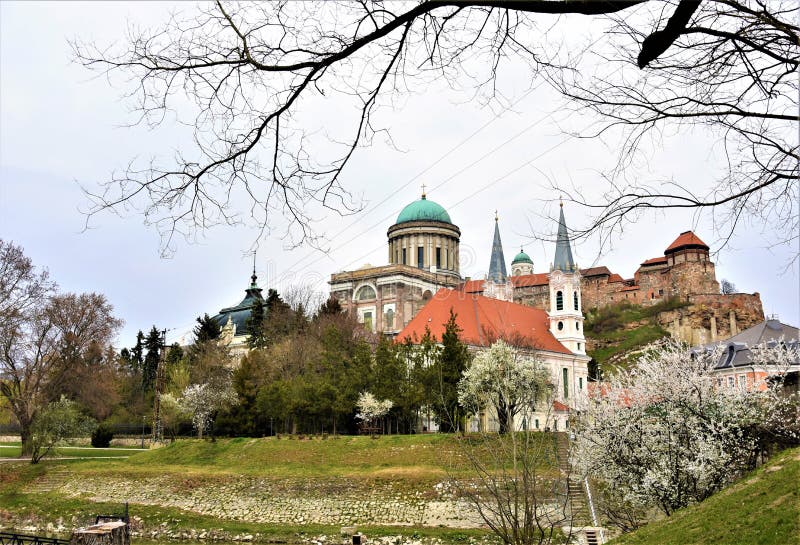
[119, 347, 132, 369]
[130, 330, 145, 372]
[374, 336, 416, 434]
[194, 313, 221, 342]
[316, 296, 342, 318]
[246, 299, 267, 349]
[165, 343, 184, 367]
[265, 288, 289, 312]
[142, 326, 163, 391]
[433, 309, 471, 432]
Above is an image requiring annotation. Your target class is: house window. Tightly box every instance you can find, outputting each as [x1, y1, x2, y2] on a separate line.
[738, 375, 746, 390]
[727, 376, 735, 388]
[385, 308, 395, 330]
[658, 289, 664, 296]
[563, 368, 569, 399]
[417, 246, 424, 268]
[556, 291, 563, 310]
[574, 291, 579, 310]
[363, 311, 373, 331]
[436, 248, 441, 269]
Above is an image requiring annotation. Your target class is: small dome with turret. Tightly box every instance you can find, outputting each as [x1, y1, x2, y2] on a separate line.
[396, 194, 452, 224]
[512, 249, 533, 265]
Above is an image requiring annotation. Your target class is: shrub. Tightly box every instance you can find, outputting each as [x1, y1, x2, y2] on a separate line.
[91, 424, 114, 448]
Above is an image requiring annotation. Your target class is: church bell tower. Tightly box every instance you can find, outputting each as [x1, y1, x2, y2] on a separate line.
[548, 204, 585, 355]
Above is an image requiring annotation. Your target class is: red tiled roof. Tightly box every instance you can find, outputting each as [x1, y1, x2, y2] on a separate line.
[640, 256, 668, 266]
[396, 289, 572, 354]
[608, 273, 625, 283]
[580, 266, 612, 277]
[461, 279, 485, 293]
[553, 400, 570, 412]
[621, 285, 640, 292]
[665, 231, 709, 253]
[510, 273, 549, 287]
[458, 273, 549, 291]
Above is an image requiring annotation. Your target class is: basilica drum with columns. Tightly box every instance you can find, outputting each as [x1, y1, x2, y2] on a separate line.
[328, 191, 463, 335]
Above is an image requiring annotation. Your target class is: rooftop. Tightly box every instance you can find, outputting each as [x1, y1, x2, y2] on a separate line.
[396, 288, 572, 354]
[395, 194, 452, 224]
[665, 230, 710, 253]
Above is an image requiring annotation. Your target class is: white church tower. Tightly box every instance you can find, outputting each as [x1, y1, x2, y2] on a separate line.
[548, 204, 586, 355]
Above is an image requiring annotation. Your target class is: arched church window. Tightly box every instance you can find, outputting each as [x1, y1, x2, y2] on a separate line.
[573, 291, 579, 310]
[356, 285, 376, 301]
[556, 291, 563, 310]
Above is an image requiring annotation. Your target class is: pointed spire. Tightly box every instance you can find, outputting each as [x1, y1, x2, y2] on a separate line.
[250, 252, 259, 288]
[553, 205, 576, 272]
[488, 213, 508, 283]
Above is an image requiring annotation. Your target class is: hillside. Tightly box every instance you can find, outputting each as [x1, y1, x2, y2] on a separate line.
[609, 447, 800, 545]
[584, 299, 686, 373]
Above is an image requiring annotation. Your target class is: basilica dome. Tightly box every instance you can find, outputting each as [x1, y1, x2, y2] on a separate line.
[396, 195, 452, 224]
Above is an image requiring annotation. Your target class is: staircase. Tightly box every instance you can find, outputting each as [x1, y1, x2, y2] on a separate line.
[555, 434, 590, 525]
[584, 528, 600, 545]
[26, 467, 70, 494]
[554, 433, 605, 544]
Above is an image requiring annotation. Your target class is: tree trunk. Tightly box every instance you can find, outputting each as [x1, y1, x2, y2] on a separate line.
[19, 418, 33, 457]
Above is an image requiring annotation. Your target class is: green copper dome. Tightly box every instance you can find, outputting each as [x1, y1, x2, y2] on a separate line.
[396, 195, 452, 224]
[512, 249, 533, 265]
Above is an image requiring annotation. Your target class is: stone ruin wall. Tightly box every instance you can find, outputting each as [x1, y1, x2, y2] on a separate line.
[658, 292, 765, 345]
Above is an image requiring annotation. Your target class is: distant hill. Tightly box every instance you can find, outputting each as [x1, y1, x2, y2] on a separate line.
[609, 447, 800, 545]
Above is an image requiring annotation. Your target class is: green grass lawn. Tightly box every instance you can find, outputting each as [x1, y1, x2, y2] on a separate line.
[609, 447, 800, 545]
[0, 433, 559, 541]
[118, 433, 560, 478]
[0, 445, 135, 458]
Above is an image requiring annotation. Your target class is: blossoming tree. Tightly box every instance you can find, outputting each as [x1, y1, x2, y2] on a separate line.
[574, 341, 799, 523]
[457, 340, 550, 433]
[355, 391, 393, 436]
[180, 382, 238, 439]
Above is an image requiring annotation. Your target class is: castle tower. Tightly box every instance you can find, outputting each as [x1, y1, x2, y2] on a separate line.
[547, 204, 585, 355]
[484, 212, 513, 301]
[511, 247, 533, 276]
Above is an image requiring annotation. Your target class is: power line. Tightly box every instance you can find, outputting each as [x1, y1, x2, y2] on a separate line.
[271, 96, 565, 286]
[335, 133, 576, 273]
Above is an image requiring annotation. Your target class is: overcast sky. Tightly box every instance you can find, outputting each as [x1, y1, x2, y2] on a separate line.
[2, 2, 798, 347]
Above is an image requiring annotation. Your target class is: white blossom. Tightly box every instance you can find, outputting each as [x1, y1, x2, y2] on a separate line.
[457, 340, 549, 432]
[355, 391, 393, 423]
[179, 382, 238, 438]
[574, 340, 799, 517]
